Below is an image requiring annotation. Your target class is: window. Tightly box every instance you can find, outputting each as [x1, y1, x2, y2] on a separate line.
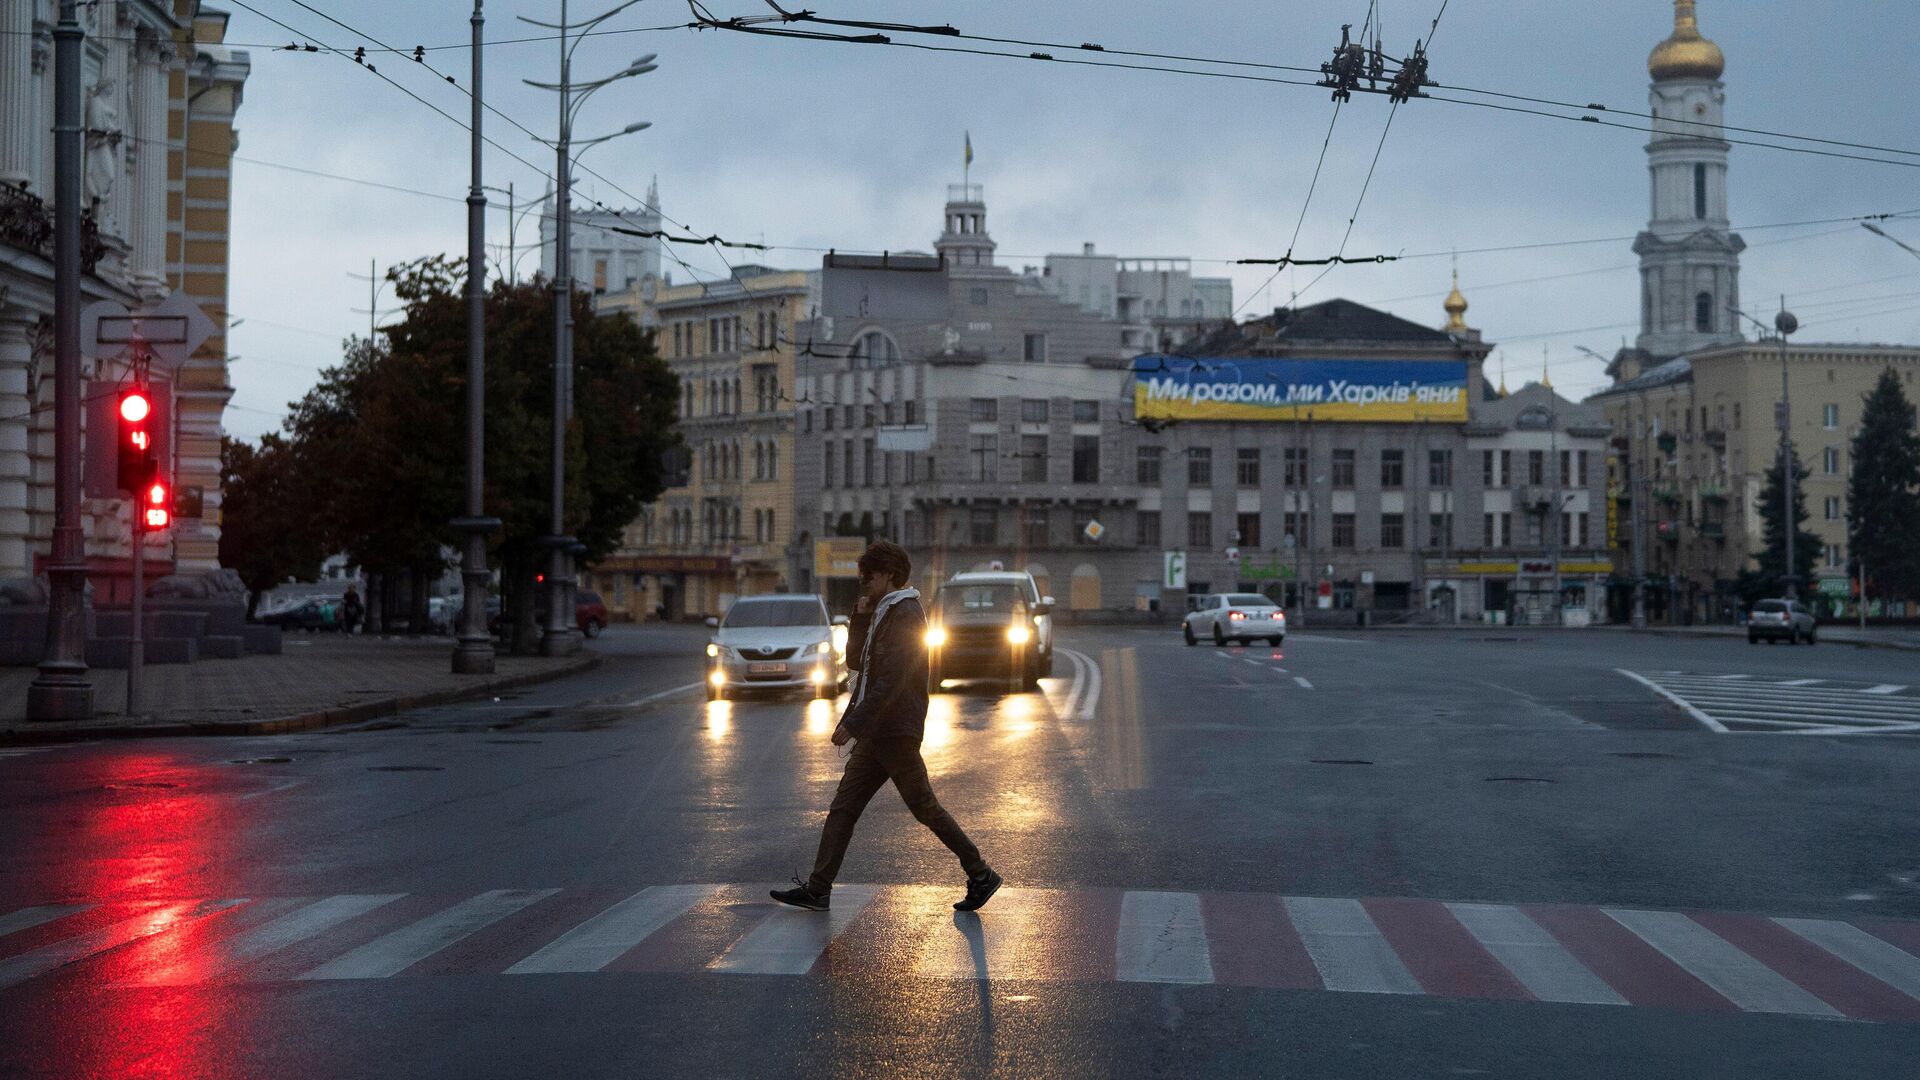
[752, 364, 777, 412]
[1380, 449, 1404, 488]
[853, 331, 898, 367]
[966, 398, 997, 423]
[1380, 513, 1404, 549]
[843, 442, 855, 489]
[1693, 163, 1707, 219]
[1136, 510, 1161, 547]
[1236, 447, 1261, 487]
[1020, 435, 1048, 482]
[767, 442, 778, 480]
[823, 406, 835, 431]
[1023, 507, 1050, 548]
[1695, 292, 1713, 333]
[1527, 450, 1545, 486]
[969, 287, 989, 305]
[1734, 403, 1741, 429]
[1283, 511, 1307, 546]
[1136, 446, 1163, 485]
[903, 400, 917, 424]
[1023, 333, 1048, 363]
[1428, 449, 1452, 487]
[1072, 435, 1100, 483]
[1823, 446, 1841, 474]
[1824, 496, 1842, 521]
[1073, 400, 1099, 423]
[1577, 512, 1591, 548]
[1559, 450, 1572, 487]
[1021, 398, 1049, 423]
[1330, 449, 1355, 488]
[1823, 403, 1840, 429]
[862, 440, 876, 487]
[1188, 512, 1213, 548]
[1283, 447, 1306, 485]
[1235, 512, 1261, 549]
[1331, 513, 1355, 549]
[970, 507, 998, 545]
[1188, 447, 1213, 485]
[1073, 508, 1097, 545]
[1428, 512, 1453, 549]
[969, 434, 997, 481]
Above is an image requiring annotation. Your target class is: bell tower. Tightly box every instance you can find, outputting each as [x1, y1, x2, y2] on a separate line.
[934, 184, 996, 268]
[1635, 0, 1744, 358]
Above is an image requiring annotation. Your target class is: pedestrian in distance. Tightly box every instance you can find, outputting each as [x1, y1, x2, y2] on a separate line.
[341, 586, 365, 635]
[771, 540, 1002, 914]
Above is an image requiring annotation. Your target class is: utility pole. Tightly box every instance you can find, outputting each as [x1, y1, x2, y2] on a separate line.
[1631, 471, 1648, 629]
[1549, 393, 1563, 626]
[482, 181, 515, 283]
[453, 0, 500, 675]
[349, 258, 391, 343]
[1774, 302, 1799, 601]
[520, 0, 656, 656]
[28, 0, 93, 721]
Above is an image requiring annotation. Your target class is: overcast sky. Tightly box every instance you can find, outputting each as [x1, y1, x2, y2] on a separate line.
[216, 0, 1920, 440]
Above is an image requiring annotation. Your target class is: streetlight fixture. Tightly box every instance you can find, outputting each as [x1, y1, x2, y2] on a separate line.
[520, 3, 658, 656]
[1731, 301, 1800, 601]
[452, 0, 500, 675]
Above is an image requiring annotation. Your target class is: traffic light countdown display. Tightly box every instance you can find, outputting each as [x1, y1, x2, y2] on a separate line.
[116, 386, 170, 532]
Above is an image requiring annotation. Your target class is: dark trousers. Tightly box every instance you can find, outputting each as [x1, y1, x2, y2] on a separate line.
[808, 736, 986, 892]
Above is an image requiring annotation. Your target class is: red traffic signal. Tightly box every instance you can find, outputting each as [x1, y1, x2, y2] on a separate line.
[140, 476, 171, 531]
[117, 386, 157, 492]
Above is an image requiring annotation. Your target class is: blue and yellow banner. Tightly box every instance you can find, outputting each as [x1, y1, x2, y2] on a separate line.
[1131, 356, 1469, 423]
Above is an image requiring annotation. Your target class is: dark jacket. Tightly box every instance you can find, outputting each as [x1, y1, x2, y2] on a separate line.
[839, 597, 930, 741]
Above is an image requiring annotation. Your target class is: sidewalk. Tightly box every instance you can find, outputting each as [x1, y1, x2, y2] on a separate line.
[1314, 619, 1920, 651]
[0, 635, 598, 745]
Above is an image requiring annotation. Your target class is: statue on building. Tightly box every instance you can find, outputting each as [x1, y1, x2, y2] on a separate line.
[84, 77, 124, 231]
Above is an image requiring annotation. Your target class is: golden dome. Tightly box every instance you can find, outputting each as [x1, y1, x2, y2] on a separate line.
[1443, 269, 1469, 332]
[1649, 0, 1724, 82]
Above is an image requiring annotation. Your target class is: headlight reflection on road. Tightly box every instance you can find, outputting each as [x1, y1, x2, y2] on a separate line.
[999, 693, 1038, 738]
[923, 694, 957, 755]
[704, 700, 732, 741]
[805, 699, 835, 735]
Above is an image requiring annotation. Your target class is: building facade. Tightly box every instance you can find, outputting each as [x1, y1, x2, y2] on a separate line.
[0, 1, 247, 588]
[1032, 244, 1234, 354]
[539, 178, 663, 328]
[589, 265, 818, 621]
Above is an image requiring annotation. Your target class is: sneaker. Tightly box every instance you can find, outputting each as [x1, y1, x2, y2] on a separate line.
[770, 877, 829, 911]
[953, 867, 1003, 912]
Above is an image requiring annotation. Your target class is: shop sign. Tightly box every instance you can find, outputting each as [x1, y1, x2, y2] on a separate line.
[631, 555, 731, 574]
[1131, 356, 1469, 423]
[814, 537, 864, 579]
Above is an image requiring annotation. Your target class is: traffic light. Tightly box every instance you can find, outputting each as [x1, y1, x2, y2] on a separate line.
[116, 386, 156, 492]
[140, 475, 171, 532]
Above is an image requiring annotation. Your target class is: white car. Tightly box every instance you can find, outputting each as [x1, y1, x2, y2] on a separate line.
[705, 594, 849, 701]
[1184, 592, 1287, 646]
[944, 571, 1054, 677]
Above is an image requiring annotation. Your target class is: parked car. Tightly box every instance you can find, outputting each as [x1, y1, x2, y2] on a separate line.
[705, 594, 848, 701]
[257, 596, 338, 632]
[1184, 592, 1287, 646]
[1748, 598, 1817, 644]
[941, 571, 1054, 677]
[924, 578, 1051, 691]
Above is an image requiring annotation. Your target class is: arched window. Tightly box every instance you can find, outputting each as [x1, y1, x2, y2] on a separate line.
[753, 442, 764, 480]
[851, 330, 899, 368]
[1695, 292, 1713, 333]
[767, 442, 778, 479]
[1693, 163, 1707, 219]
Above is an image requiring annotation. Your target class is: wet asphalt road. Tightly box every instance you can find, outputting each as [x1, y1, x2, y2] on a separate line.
[1, 623, 1917, 1078]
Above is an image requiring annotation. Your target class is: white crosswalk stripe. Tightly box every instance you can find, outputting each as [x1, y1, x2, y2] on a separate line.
[1115, 891, 1213, 985]
[299, 889, 557, 980]
[510, 885, 716, 975]
[1607, 908, 1839, 1016]
[710, 885, 876, 975]
[1620, 670, 1920, 734]
[0, 900, 245, 989]
[1446, 903, 1627, 1007]
[1282, 896, 1422, 995]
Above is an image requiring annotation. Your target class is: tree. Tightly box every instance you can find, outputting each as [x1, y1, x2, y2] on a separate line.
[217, 434, 329, 617]
[1847, 367, 1920, 602]
[1746, 440, 1820, 602]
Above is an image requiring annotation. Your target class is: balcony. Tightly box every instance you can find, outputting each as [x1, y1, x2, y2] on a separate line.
[0, 183, 105, 273]
[1700, 482, 1729, 502]
[1698, 521, 1726, 542]
[1703, 429, 1727, 449]
[1652, 486, 1682, 503]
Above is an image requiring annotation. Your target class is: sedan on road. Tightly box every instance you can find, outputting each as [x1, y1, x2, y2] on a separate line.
[1748, 598, 1818, 644]
[1184, 592, 1287, 646]
[706, 594, 848, 701]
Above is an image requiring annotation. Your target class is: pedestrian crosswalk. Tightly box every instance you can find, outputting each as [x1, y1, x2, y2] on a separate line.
[1620, 671, 1920, 734]
[3, 884, 1916, 1022]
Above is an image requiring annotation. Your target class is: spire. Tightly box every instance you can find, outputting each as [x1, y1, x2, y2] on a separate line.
[1498, 352, 1508, 398]
[645, 174, 659, 211]
[1541, 345, 1553, 390]
[1443, 265, 1469, 332]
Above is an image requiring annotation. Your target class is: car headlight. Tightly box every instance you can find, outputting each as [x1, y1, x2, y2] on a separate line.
[815, 641, 833, 655]
[925, 626, 948, 648]
[706, 642, 720, 658]
[1006, 624, 1031, 646]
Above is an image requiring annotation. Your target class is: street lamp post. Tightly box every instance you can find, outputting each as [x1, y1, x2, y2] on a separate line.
[28, 0, 92, 720]
[1774, 305, 1798, 600]
[520, 0, 656, 657]
[452, 0, 500, 675]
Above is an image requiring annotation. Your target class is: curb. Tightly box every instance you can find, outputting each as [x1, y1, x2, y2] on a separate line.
[1630, 627, 1920, 653]
[0, 652, 603, 747]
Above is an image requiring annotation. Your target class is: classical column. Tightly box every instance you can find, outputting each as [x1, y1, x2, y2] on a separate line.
[130, 30, 170, 293]
[0, 1, 32, 186]
[0, 313, 34, 578]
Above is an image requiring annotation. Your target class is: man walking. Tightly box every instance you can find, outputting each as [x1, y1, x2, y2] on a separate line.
[771, 540, 1002, 913]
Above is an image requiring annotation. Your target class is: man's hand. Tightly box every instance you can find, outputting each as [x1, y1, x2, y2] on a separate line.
[854, 594, 872, 614]
[831, 723, 853, 747]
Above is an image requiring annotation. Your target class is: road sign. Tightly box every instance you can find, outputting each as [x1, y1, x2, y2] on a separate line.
[1163, 551, 1187, 589]
[1224, 546, 1240, 564]
[1083, 519, 1105, 543]
[80, 292, 215, 371]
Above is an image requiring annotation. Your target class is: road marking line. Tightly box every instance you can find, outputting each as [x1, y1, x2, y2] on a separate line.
[1294, 676, 1314, 690]
[508, 884, 717, 974]
[619, 682, 704, 708]
[1604, 908, 1838, 1016]
[137, 894, 406, 986]
[1617, 670, 1728, 733]
[1282, 896, 1422, 995]
[710, 885, 877, 976]
[1781, 679, 1826, 686]
[1115, 891, 1213, 985]
[1863, 684, 1907, 695]
[1774, 918, 1920, 1001]
[0, 904, 92, 940]
[300, 889, 557, 980]
[0, 900, 246, 990]
[1446, 903, 1626, 1006]
[1710, 674, 1753, 680]
[1058, 647, 1102, 721]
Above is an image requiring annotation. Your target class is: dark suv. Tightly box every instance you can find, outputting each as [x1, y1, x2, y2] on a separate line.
[924, 579, 1050, 691]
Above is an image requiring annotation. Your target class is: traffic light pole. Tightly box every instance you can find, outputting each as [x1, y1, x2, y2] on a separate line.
[28, 0, 93, 721]
[129, 510, 145, 717]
